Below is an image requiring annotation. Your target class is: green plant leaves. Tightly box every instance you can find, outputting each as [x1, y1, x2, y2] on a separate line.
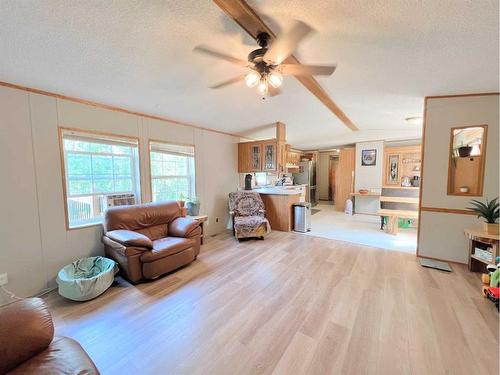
[467, 197, 499, 223]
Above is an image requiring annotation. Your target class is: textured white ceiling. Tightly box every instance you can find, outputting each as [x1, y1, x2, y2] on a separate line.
[0, 0, 498, 149]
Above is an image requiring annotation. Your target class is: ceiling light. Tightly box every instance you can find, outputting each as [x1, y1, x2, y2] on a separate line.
[268, 71, 283, 88]
[245, 71, 261, 88]
[257, 78, 268, 95]
[405, 117, 423, 125]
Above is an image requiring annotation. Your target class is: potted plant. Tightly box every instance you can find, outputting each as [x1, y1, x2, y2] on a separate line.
[467, 197, 499, 235]
[186, 197, 200, 216]
[457, 142, 472, 157]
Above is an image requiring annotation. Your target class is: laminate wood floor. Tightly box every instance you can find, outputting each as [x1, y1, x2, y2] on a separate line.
[45, 231, 499, 375]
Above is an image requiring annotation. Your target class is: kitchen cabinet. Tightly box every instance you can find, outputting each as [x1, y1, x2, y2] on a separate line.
[285, 146, 303, 171]
[250, 143, 262, 171]
[238, 140, 285, 173]
[238, 142, 262, 172]
[287, 150, 302, 166]
[262, 141, 276, 171]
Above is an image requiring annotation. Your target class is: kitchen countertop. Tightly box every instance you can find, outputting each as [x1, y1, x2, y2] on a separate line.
[252, 186, 303, 195]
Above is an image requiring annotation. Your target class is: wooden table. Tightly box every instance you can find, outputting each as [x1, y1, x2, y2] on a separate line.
[187, 215, 208, 244]
[464, 228, 499, 272]
[377, 209, 419, 235]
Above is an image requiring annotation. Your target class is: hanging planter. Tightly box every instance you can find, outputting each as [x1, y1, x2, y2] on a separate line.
[458, 145, 472, 157]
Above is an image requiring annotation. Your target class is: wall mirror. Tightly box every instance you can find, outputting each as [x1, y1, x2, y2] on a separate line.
[447, 124, 487, 196]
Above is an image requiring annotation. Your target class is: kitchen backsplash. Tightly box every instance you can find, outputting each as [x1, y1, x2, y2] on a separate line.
[238, 172, 278, 188]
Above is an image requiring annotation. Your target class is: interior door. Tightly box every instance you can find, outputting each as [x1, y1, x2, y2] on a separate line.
[334, 148, 355, 211]
[329, 156, 338, 202]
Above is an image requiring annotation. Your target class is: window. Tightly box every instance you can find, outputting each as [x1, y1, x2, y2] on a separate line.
[255, 172, 267, 186]
[149, 141, 195, 202]
[61, 129, 141, 228]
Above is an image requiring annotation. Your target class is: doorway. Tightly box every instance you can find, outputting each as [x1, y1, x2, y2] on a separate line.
[304, 145, 420, 253]
[317, 151, 338, 205]
[328, 155, 338, 203]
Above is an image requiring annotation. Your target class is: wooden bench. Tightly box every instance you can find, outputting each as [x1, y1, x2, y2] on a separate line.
[377, 209, 419, 235]
[379, 196, 419, 204]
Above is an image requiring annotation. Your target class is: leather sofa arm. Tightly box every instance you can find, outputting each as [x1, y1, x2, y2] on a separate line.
[0, 298, 54, 374]
[169, 217, 201, 238]
[105, 230, 153, 249]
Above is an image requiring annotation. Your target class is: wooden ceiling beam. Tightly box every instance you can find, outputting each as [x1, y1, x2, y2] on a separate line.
[213, 0, 359, 131]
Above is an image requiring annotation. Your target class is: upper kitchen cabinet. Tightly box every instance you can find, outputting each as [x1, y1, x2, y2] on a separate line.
[262, 141, 277, 171]
[238, 140, 286, 173]
[238, 122, 288, 173]
[238, 142, 263, 173]
[286, 146, 303, 170]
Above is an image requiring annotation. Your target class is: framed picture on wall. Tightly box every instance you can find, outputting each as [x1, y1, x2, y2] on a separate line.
[388, 154, 399, 184]
[361, 149, 377, 166]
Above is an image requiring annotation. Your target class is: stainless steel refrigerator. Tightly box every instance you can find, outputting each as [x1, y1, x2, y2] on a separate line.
[293, 161, 318, 206]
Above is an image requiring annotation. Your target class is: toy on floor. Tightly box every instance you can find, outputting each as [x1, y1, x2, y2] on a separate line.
[481, 273, 491, 296]
[482, 257, 500, 306]
[486, 287, 499, 311]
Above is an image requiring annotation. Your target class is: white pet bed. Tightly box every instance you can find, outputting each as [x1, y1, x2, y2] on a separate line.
[56, 256, 118, 301]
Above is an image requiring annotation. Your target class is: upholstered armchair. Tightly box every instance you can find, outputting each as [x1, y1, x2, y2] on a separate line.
[228, 191, 271, 240]
[102, 201, 201, 283]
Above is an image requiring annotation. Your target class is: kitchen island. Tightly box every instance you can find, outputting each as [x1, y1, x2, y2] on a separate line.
[252, 186, 304, 232]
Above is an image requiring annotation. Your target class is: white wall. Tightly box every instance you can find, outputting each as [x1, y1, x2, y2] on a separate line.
[418, 94, 499, 263]
[0, 85, 239, 297]
[354, 141, 384, 214]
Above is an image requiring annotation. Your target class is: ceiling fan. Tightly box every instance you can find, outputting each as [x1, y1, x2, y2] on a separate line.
[194, 20, 337, 97]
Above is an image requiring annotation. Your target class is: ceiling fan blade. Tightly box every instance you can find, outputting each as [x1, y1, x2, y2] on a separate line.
[268, 86, 282, 97]
[194, 45, 248, 66]
[264, 20, 314, 65]
[281, 63, 337, 76]
[209, 75, 245, 89]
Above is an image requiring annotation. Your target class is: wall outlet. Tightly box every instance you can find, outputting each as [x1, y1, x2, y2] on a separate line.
[0, 273, 8, 286]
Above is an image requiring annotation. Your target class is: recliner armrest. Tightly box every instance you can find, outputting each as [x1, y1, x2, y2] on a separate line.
[169, 217, 201, 238]
[0, 298, 54, 374]
[105, 230, 153, 249]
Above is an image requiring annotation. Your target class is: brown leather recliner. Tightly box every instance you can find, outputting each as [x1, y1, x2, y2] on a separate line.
[0, 298, 99, 374]
[102, 201, 201, 283]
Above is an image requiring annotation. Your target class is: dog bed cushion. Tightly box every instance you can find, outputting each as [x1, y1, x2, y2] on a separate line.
[56, 256, 118, 301]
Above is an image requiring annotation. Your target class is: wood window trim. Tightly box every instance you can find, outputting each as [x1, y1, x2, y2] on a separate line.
[446, 124, 488, 196]
[58, 126, 142, 231]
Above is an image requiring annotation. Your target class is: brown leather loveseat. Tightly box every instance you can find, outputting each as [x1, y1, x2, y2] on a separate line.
[102, 201, 201, 283]
[0, 298, 99, 374]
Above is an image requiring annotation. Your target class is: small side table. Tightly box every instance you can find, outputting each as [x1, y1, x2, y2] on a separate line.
[187, 215, 208, 244]
[464, 228, 499, 272]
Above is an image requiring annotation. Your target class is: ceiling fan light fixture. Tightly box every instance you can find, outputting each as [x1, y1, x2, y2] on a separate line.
[257, 78, 268, 95]
[245, 71, 261, 88]
[268, 71, 283, 88]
